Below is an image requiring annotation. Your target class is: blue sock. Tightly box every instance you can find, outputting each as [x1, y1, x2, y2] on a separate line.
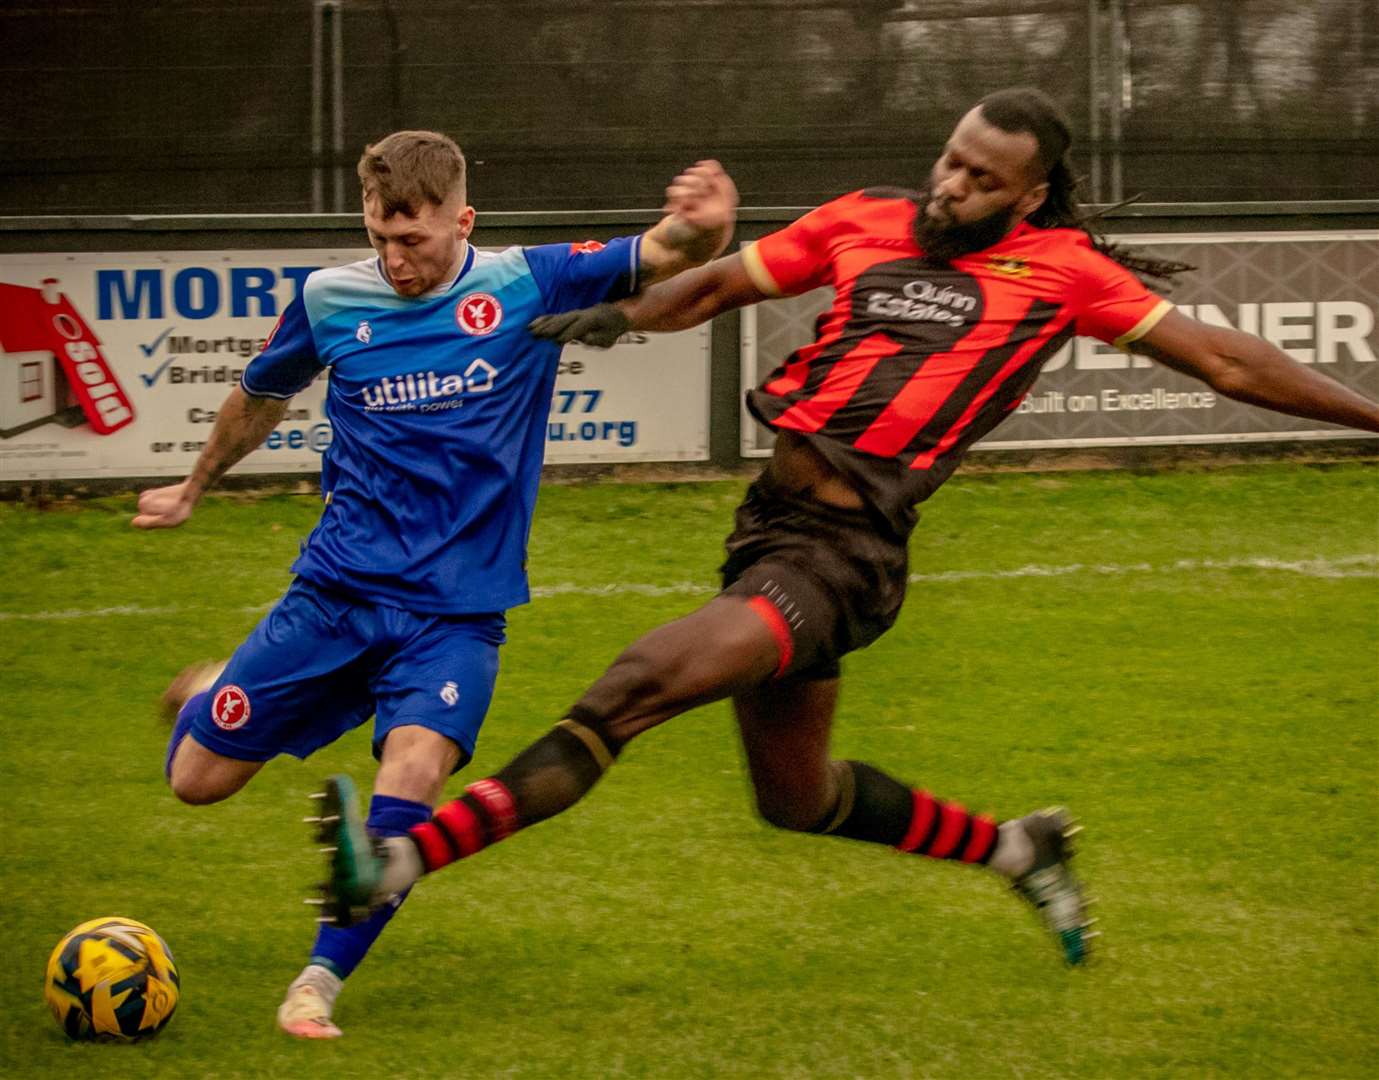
[164, 691, 207, 781]
[308, 794, 431, 980]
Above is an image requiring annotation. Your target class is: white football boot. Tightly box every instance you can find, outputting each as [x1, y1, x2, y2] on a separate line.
[277, 966, 343, 1039]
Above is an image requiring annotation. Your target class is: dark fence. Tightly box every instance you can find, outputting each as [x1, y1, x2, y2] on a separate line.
[3, 1, 1375, 216]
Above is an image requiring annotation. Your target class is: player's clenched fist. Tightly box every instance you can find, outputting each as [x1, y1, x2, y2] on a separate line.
[635, 160, 739, 284]
[663, 159, 739, 234]
[131, 481, 197, 529]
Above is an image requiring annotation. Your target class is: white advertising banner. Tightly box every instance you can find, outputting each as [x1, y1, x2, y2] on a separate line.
[542, 324, 710, 464]
[0, 250, 710, 480]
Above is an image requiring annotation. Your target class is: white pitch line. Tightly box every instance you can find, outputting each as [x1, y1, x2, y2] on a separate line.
[1, 553, 1374, 621]
[0, 602, 274, 623]
[0, 604, 185, 621]
[531, 581, 712, 598]
[534, 554, 1379, 594]
[908, 553, 1379, 583]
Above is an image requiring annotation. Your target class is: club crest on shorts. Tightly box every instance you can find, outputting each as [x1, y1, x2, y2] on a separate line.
[211, 685, 251, 731]
[456, 293, 502, 336]
[440, 680, 459, 707]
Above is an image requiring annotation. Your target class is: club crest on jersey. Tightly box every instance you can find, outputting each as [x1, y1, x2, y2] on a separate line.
[456, 293, 503, 336]
[356, 320, 373, 344]
[211, 685, 251, 731]
[987, 255, 1032, 279]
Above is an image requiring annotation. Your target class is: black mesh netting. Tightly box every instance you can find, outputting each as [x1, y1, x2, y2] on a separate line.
[2, 1, 1373, 213]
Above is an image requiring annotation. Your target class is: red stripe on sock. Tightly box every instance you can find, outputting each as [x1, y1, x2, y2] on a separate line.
[746, 595, 794, 678]
[961, 813, 998, 863]
[927, 801, 968, 859]
[410, 821, 453, 872]
[434, 799, 483, 858]
[896, 790, 937, 853]
[466, 778, 519, 841]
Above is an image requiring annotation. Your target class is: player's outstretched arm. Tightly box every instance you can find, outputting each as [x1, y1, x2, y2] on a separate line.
[636, 159, 739, 286]
[1134, 309, 1379, 432]
[131, 386, 289, 528]
[529, 160, 755, 347]
[528, 252, 770, 346]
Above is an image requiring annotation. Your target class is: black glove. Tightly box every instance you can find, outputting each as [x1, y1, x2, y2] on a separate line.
[528, 304, 630, 348]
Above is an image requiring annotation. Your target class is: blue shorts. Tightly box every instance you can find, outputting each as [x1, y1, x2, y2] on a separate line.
[188, 577, 506, 765]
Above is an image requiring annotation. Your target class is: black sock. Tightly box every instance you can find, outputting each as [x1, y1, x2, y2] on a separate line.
[818, 761, 999, 864]
[408, 707, 620, 873]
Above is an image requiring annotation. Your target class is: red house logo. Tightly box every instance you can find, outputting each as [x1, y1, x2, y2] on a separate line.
[0, 278, 134, 439]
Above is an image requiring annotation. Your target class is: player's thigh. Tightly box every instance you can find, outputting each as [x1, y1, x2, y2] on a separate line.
[720, 480, 908, 681]
[370, 611, 506, 783]
[579, 594, 783, 741]
[168, 736, 265, 805]
[733, 677, 840, 825]
[185, 579, 374, 767]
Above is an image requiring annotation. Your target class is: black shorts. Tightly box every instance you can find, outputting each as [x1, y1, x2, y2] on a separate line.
[719, 475, 909, 681]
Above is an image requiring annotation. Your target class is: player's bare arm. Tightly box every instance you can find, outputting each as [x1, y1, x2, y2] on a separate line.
[131, 387, 289, 529]
[627, 251, 772, 331]
[1134, 308, 1379, 433]
[528, 252, 769, 346]
[527, 161, 741, 347]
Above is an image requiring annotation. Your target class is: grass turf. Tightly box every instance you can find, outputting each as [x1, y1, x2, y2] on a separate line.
[0, 462, 1375, 1078]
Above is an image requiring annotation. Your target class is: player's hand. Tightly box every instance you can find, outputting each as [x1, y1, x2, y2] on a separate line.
[131, 481, 197, 529]
[529, 304, 631, 348]
[662, 159, 739, 238]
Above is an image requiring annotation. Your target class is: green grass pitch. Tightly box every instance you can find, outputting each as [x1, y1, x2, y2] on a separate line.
[1, 462, 1375, 1078]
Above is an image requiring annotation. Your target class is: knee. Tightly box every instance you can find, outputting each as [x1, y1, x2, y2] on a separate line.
[602, 642, 677, 702]
[168, 767, 236, 806]
[376, 729, 461, 804]
[753, 790, 821, 833]
[166, 741, 256, 805]
[379, 753, 452, 803]
[580, 644, 681, 730]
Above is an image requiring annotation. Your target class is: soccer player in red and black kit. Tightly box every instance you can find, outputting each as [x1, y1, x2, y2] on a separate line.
[316, 88, 1379, 967]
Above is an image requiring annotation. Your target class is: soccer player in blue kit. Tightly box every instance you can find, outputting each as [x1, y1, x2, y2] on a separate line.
[131, 130, 739, 1038]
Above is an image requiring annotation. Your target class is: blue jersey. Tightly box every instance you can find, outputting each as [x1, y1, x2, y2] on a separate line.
[240, 237, 641, 614]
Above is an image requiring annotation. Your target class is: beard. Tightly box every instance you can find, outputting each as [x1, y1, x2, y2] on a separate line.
[913, 190, 1019, 264]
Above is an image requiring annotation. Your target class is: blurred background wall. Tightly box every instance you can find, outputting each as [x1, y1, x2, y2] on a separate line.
[3, 0, 1376, 215]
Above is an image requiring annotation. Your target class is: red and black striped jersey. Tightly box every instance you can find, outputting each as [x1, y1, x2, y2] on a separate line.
[742, 188, 1172, 536]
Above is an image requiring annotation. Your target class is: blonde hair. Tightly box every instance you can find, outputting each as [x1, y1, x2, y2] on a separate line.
[357, 130, 466, 217]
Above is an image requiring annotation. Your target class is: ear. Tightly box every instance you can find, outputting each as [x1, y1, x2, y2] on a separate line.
[456, 205, 476, 240]
[1015, 181, 1049, 222]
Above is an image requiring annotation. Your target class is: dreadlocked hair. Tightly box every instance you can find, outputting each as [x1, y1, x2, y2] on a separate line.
[1031, 160, 1194, 286]
[980, 87, 1194, 287]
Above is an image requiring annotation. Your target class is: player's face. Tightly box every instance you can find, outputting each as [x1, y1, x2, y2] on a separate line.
[916, 107, 1050, 260]
[364, 196, 476, 298]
